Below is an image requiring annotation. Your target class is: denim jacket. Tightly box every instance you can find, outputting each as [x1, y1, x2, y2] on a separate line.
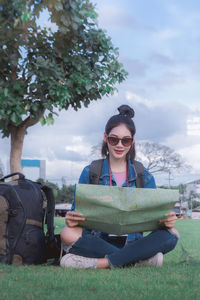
[78, 156, 156, 188]
[73, 156, 156, 242]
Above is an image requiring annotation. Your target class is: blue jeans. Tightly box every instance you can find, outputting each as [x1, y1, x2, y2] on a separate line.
[68, 229, 178, 267]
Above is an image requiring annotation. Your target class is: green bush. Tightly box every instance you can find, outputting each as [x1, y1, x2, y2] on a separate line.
[37, 179, 74, 204]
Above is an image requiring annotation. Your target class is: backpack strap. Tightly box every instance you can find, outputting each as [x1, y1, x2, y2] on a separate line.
[41, 185, 55, 242]
[132, 160, 144, 188]
[40, 184, 61, 264]
[89, 159, 104, 185]
[0, 172, 25, 182]
[89, 158, 145, 188]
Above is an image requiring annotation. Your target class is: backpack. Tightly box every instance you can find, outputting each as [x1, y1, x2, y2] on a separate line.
[89, 159, 145, 187]
[0, 172, 60, 265]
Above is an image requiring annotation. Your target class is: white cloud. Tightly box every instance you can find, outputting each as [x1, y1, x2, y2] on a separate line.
[167, 3, 200, 29]
[154, 28, 180, 41]
[187, 117, 200, 136]
[121, 57, 148, 77]
[65, 144, 90, 155]
[97, 4, 136, 29]
[149, 53, 174, 66]
[72, 136, 83, 143]
[179, 144, 200, 172]
[125, 91, 155, 108]
[96, 2, 154, 32]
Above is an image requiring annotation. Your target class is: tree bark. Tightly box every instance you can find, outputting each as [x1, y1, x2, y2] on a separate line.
[10, 125, 26, 173]
[9, 110, 45, 173]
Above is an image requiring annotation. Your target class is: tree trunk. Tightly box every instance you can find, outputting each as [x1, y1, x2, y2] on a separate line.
[9, 111, 44, 174]
[10, 125, 26, 173]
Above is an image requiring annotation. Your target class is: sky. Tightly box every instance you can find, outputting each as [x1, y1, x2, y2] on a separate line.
[1, 0, 200, 186]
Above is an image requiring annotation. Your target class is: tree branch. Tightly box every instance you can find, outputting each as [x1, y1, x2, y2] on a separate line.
[22, 109, 45, 128]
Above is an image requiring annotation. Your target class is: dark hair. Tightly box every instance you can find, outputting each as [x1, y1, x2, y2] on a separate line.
[101, 105, 136, 161]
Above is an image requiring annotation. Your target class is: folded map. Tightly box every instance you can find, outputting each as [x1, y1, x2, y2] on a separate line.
[75, 184, 178, 235]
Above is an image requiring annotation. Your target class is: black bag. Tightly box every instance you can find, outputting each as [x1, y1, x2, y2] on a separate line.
[0, 172, 60, 265]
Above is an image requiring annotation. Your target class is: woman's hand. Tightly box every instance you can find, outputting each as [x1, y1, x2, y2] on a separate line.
[65, 211, 85, 228]
[159, 211, 177, 229]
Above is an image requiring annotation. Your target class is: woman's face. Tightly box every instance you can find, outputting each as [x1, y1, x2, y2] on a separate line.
[104, 123, 134, 161]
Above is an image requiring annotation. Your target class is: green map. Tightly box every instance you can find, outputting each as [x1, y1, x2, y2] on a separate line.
[75, 184, 179, 235]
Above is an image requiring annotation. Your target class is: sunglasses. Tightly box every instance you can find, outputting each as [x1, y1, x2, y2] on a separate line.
[107, 136, 133, 147]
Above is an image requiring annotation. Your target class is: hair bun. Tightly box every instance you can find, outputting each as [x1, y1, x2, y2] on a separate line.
[118, 105, 135, 118]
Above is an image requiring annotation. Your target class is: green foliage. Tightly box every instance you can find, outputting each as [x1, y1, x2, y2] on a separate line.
[158, 185, 179, 190]
[0, 0, 128, 137]
[56, 184, 74, 204]
[192, 200, 200, 209]
[37, 178, 74, 203]
[178, 184, 187, 194]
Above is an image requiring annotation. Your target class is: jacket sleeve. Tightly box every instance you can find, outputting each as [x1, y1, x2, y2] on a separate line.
[78, 165, 90, 184]
[144, 168, 156, 189]
[71, 165, 90, 211]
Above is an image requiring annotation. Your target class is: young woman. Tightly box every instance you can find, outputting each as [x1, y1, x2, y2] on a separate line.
[60, 105, 179, 269]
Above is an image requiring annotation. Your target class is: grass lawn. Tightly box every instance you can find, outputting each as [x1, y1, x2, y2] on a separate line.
[0, 218, 200, 300]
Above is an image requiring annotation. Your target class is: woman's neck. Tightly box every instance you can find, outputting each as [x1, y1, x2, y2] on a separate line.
[109, 156, 127, 173]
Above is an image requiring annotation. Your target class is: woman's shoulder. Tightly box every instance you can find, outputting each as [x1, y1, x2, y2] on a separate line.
[78, 164, 91, 184]
[143, 167, 156, 188]
[78, 157, 107, 184]
[130, 159, 156, 188]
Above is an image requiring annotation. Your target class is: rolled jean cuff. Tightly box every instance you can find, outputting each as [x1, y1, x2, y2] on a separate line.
[105, 255, 116, 269]
[106, 254, 125, 269]
[61, 241, 75, 254]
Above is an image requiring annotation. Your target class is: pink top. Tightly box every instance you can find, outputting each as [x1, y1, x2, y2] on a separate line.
[113, 172, 126, 186]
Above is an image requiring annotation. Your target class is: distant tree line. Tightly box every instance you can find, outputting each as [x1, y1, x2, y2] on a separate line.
[37, 178, 74, 204]
[158, 185, 179, 190]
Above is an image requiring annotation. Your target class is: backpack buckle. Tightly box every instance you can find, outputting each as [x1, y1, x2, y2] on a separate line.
[8, 209, 17, 217]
